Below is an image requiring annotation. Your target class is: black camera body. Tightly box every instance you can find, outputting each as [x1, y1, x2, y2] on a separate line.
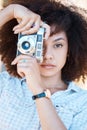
[17, 27, 45, 63]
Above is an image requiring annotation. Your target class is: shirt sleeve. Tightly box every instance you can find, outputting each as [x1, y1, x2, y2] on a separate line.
[69, 106, 87, 130]
[0, 71, 9, 95]
[0, 73, 4, 95]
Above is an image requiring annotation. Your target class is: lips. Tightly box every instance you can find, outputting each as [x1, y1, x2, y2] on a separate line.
[40, 64, 56, 69]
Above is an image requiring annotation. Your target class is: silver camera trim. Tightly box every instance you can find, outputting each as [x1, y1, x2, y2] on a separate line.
[17, 27, 45, 63]
[35, 27, 44, 62]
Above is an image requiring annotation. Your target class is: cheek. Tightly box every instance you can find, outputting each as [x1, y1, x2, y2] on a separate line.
[55, 50, 68, 67]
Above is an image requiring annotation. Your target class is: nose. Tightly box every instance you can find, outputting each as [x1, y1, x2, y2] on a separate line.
[43, 46, 53, 60]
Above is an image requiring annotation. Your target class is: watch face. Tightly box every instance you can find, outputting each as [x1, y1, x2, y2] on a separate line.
[45, 89, 51, 98]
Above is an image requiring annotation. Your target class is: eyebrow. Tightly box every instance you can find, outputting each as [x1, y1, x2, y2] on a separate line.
[54, 37, 65, 42]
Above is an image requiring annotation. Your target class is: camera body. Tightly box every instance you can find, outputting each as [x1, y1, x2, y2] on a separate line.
[17, 27, 45, 63]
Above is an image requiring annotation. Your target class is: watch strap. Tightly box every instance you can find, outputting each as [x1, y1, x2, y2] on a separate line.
[32, 89, 51, 100]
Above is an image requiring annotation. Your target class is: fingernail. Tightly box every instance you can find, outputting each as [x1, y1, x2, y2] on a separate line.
[13, 26, 18, 31]
[15, 30, 19, 34]
[11, 61, 15, 65]
[22, 32, 26, 35]
[13, 28, 15, 31]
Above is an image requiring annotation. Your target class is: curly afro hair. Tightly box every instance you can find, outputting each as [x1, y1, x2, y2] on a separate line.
[0, 0, 87, 81]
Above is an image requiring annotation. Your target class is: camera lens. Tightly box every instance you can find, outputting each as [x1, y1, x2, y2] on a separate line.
[17, 34, 36, 55]
[22, 41, 30, 50]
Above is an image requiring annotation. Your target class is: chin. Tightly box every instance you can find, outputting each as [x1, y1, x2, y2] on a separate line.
[40, 71, 56, 77]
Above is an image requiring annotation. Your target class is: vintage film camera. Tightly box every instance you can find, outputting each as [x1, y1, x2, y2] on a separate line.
[17, 27, 45, 63]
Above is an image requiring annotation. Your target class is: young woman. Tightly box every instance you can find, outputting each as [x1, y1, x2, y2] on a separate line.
[0, 0, 87, 130]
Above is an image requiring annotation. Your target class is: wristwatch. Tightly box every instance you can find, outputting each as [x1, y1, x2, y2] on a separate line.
[32, 89, 51, 100]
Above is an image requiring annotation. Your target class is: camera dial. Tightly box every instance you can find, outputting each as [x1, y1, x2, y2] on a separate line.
[17, 36, 35, 55]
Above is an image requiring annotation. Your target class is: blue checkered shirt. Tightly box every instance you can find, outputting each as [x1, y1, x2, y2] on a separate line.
[0, 71, 87, 130]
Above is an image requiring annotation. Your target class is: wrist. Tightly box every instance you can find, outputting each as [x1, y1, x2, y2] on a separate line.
[7, 4, 14, 19]
[0, 4, 14, 27]
[32, 87, 44, 95]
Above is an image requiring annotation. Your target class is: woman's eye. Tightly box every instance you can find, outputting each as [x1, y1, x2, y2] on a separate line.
[53, 43, 63, 48]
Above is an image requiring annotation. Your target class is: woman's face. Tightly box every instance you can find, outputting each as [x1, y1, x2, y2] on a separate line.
[39, 31, 68, 77]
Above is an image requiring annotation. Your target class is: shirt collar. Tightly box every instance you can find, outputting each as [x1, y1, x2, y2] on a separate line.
[20, 77, 26, 83]
[68, 82, 83, 92]
[20, 79, 83, 93]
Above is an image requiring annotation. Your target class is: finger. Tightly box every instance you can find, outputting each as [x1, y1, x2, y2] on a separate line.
[15, 20, 35, 33]
[17, 62, 32, 77]
[22, 17, 41, 34]
[21, 27, 38, 35]
[22, 19, 41, 34]
[13, 18, 29, 32]
[17, 61, 35, 71]
[17, 63, 29, 67]
[18, 59, 29, 63]
[44, 24, 51, 39]
[18, 71, 25, 78]
[17, 65, 25, 78]
[11, 55, 34, 65]
[41, 21, 51, 39]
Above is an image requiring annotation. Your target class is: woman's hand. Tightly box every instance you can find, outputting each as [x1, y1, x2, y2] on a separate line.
[13, 4, 50, 39]
[13, 4, 41, 34]
[0, 4, 50, 39]
[11, 55, 44, 94]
